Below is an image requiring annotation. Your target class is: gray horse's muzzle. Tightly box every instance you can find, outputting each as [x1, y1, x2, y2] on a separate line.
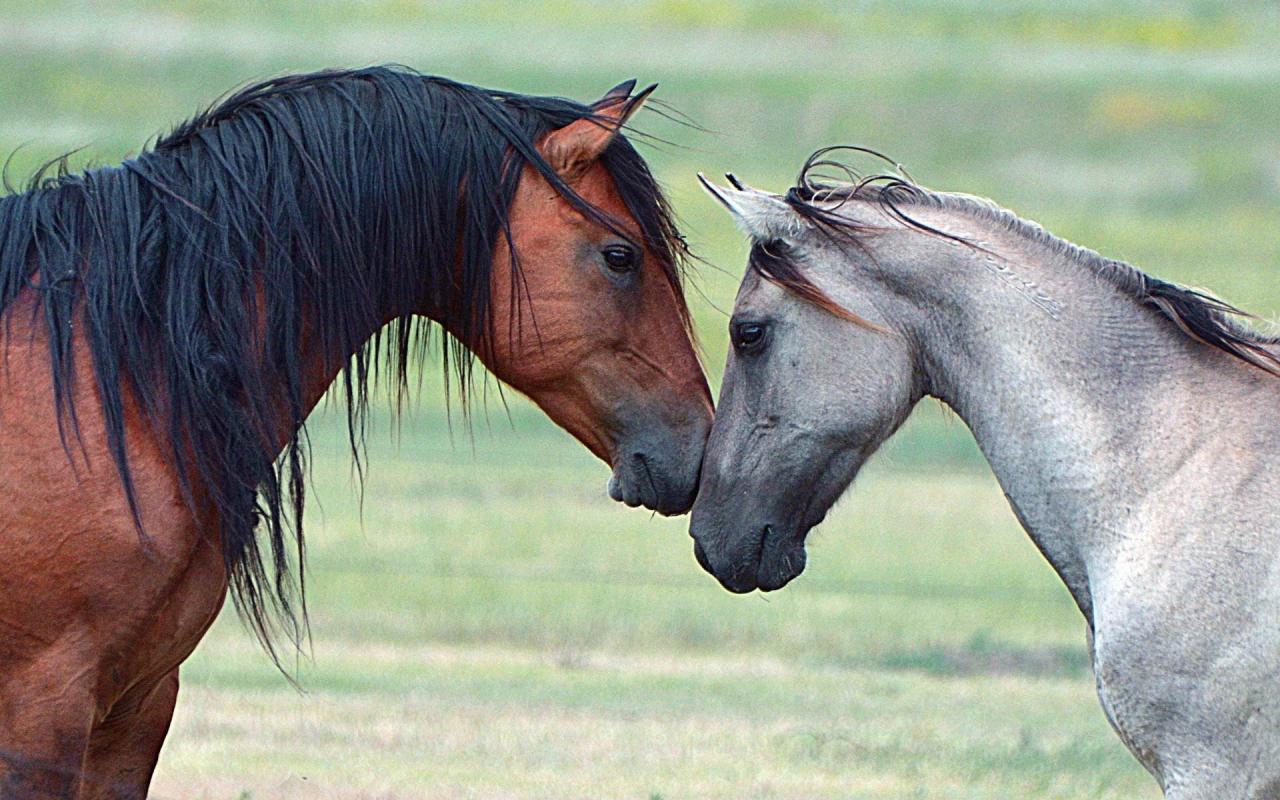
[690, 514, 808, 593]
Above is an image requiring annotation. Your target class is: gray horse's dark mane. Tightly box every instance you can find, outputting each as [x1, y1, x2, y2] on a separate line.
[780, 146, 1280, 377]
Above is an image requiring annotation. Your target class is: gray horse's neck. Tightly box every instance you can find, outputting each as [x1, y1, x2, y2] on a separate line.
[894, 216, 1277, 624]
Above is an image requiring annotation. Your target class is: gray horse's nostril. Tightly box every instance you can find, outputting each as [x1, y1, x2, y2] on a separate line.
[694, 539, 712, 573]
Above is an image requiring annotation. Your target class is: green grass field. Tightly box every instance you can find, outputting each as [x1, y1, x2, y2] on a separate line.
[4, 1, 1279, 796]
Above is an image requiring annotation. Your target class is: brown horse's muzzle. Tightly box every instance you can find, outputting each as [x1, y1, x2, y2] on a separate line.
[607, 405, 710, 516]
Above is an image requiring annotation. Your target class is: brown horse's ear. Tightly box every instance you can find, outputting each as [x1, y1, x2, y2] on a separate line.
[540, 82, 656, 181]
[595, 79, 637, 108]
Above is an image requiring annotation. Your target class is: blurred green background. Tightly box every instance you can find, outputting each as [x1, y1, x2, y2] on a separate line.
[4, 1, 1278, 797]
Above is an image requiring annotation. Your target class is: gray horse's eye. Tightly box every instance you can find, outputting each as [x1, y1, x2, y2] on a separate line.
[733, 321, 768, 353]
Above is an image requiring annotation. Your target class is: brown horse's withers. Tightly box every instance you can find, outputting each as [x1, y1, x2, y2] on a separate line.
[0, 68, 710, 798]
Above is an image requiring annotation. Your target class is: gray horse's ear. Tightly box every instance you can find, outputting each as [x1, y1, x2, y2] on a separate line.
[698, 173, 803, 240]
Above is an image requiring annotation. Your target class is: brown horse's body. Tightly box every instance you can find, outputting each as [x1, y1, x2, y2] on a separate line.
[0, 72, 710, 798]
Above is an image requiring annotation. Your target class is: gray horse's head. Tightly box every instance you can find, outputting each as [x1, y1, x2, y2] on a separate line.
[690, 173, 927, 593]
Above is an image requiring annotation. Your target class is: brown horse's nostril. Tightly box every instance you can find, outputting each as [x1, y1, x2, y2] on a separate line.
[632, 451, 658, 500]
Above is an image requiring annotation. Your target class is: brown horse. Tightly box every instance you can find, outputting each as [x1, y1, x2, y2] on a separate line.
[0, 68, 711, 798]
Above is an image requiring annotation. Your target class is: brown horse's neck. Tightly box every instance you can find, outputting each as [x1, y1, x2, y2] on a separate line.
[279, 303, 423, 455]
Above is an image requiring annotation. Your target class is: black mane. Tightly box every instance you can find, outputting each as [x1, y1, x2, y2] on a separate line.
[0, 66, 689, 662]
[781, 146, 1280, 377]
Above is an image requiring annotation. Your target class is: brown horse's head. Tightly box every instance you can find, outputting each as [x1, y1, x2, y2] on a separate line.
[477, 85, 712, 516]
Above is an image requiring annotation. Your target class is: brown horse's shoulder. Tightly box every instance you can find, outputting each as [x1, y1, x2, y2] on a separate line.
[0, 300, 227, 707]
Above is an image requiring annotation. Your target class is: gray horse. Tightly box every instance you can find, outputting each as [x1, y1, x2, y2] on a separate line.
[691, 151, 1280, 799]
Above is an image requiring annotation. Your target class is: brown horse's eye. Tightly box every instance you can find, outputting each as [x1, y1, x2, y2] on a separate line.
[733, 321, 768, 352]
[602, 244, 639, 273]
